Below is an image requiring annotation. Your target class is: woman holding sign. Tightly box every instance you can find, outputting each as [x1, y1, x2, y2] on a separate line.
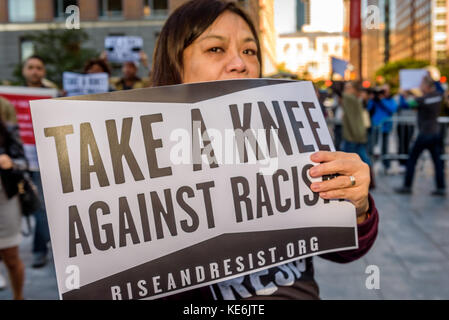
[0, 117, 26, 300]
[150, 0, 378, 300]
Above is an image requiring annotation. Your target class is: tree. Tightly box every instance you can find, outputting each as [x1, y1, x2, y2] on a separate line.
[375, 58, 429, 92]
[12, 28, 98, 88]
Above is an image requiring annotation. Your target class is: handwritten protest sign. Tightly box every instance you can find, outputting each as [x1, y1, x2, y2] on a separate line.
[30, 79, 358, 300]
[63, 72, 109, 96]
[104, 36, 143, 63]
[399, 69, 429, 90]
[0, 86, 58, 170]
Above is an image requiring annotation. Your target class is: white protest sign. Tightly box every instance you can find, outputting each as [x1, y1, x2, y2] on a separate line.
[30, 79, 358, 300]
[0, 86, 58, 170]
[105, 36, 143, 63]
[399, 69, 429, 90]
[63, 72, 109, 96]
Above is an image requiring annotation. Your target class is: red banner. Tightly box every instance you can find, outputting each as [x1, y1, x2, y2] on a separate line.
[349, 0, 362, 39]
[0, 86, 57, 170]
[0, 93, 52, 144]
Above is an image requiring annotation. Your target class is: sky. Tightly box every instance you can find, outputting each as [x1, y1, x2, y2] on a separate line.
[274, 0, 344, 34]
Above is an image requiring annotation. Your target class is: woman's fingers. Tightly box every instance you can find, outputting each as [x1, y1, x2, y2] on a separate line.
[309, 151, 371, 217]
[311, 175, 356, 192]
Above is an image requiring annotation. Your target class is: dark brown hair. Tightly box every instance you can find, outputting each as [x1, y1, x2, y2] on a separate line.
[83, 58, 111, 76]
[150, 0, 262, 87]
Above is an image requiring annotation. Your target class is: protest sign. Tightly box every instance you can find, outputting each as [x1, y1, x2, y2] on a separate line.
[105, 36, 143, 63]
[30, 79, 358, 300]
[0, 86, 58, 170]
[63, 72, 109, 96]
[399, 69, 429, 90]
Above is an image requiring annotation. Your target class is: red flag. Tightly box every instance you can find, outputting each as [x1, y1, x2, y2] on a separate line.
[349, 0, 361, 39]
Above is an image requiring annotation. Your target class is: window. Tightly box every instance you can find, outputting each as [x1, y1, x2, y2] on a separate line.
[20, 39, 34, 62]
[322, 43, 328, 52]
[296, 43, 302, 52]
[54, 0, 78, 19]
[437, 25, 447, 32]
[8, 0, 35, 22]
[436, 0, 446, 7]
[98, 0, 123, 18]
[144, 0, 168, 17]
[436, 13, 447, 20]
[283, 44, 290, 53]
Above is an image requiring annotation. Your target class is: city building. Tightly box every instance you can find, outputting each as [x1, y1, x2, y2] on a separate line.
[276, 0, 348, 80]
[0, 0, 277, 81]
[390, 0, 433, 63]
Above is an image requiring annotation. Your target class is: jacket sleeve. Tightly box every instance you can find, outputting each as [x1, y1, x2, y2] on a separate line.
[6, 124, 27, 171]
[319, 194, 379, 263]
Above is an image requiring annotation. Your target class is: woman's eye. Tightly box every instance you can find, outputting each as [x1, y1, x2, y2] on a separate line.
[243, 49, 257, 55]
[209, 47, 223, 53]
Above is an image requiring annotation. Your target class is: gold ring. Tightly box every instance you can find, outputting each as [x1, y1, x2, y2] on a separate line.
[349, 175, 356, 187]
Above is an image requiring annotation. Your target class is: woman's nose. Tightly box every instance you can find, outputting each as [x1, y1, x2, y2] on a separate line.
[225, 53, 247, 74]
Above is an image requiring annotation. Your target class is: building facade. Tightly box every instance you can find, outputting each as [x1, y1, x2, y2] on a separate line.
[276, 0, 348, 80]
[0, 0, 276, 81]
[390, 0, 432, 63]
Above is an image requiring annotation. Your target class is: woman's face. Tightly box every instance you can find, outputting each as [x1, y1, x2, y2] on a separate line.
[182, 11, 261, 84]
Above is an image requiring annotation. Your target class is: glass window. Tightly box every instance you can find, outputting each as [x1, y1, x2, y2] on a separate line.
[437, 0, 446, 7]
[98, 0, 123, 18]
[54, 0, 78, 18]
[8, 0, 35, 22]
[20, 39, 34, 61]
[144, 0, 168, 18]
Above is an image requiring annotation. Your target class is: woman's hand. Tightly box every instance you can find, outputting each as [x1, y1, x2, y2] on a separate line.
[0, 154, 13, 170]
[309, 151, 370, 223]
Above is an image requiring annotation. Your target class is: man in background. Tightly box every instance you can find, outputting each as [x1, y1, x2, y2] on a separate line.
[21, 55, 51, 268]
[395, 76, 446, 196]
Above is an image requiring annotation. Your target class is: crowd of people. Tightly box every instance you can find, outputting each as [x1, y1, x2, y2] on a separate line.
[0, 0, 446, 301]
[322, 76, 448, 195]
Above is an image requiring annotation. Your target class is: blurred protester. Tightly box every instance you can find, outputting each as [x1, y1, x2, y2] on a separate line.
[367, 84, 398, 174]
[113, 61, 146, 90]
[0, 97, 17, 290]
[341, 82, 370, 165]
[0, 97, 17, 125]
[0, 116, 26, 299]
[395, 76, 446, 196]
[22, 55, 50, 89]
[83, 58, 115, 92]
[22, 56, 51, 268]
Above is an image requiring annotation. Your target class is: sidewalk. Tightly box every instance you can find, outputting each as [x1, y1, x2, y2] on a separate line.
[0, 160, 448, 300]
[315, 161, 449, 299]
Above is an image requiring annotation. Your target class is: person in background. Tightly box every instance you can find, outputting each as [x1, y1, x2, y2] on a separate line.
[395, 76, 446, 196]
[21, 55, 51, 269]
[367, 84, 398, 174]
[113, 61, 146, 90]
[83, 58, 115, 92]
[0, 116, 27, 299]
[0, 98, 17, 291]
[0, 97, 17, 125]
[150, 0, 378, 300]
[341, 82, 370, 165]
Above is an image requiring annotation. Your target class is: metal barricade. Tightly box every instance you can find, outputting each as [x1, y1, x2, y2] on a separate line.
[325, 115, 449, 165]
